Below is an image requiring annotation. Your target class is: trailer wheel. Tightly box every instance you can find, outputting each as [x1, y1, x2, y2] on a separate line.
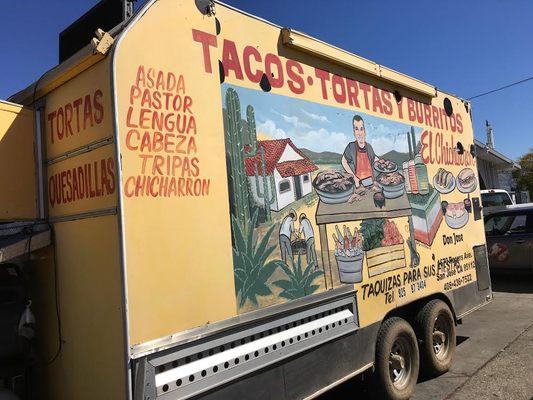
[415, 299, 456, 376]
[374, 317, 419, 400]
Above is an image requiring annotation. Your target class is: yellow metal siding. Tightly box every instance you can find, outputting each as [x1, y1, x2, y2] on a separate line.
[30, 216, 126, 400]
[0, 101, 37, 220]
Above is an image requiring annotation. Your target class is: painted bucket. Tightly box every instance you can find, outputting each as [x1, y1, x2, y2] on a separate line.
[335, 253, 364, 284]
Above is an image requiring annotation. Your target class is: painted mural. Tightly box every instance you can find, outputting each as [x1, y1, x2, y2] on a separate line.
[221, 83, 479, 314]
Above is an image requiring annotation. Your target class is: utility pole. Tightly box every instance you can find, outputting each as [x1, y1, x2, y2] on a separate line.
[485, 120, 495, 149]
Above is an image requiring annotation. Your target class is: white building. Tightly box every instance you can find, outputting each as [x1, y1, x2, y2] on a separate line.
[244, 139, 318, 212]
[475, 139, 520, 191]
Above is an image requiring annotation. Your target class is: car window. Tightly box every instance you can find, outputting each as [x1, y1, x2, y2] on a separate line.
[484, 213, 527, 236]
[481, 193, 513, 207]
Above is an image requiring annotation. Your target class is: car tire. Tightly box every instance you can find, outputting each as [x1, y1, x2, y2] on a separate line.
[415, 299, 456, 376]
[374, 317, 420, 400]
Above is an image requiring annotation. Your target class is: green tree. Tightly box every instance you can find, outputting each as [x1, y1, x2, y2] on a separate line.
[513, 149, 533, 197]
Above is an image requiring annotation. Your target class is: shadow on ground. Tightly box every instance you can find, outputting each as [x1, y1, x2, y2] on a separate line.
[321, 334, 474, 398]
[491, 272, 533, 294]
[319, 371, 374, 399]
[320, 273, 532, 399]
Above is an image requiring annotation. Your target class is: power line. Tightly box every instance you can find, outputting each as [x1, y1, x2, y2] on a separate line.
[467, 75, 533, 100]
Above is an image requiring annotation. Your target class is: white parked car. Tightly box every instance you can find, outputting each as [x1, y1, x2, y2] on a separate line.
[481, 189, 514, 207]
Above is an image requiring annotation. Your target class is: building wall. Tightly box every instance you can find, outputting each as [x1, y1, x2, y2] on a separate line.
[301, 172, 312, 195]
[275, 169, 296, 210]
[477, 158, 499, 189]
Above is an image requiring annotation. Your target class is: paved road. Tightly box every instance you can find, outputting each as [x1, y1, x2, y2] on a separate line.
[320, 273, 533, 400]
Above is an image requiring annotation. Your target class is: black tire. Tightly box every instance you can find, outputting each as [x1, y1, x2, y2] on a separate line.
[415, 299, 456, 376]
[374, 317, 420, 400]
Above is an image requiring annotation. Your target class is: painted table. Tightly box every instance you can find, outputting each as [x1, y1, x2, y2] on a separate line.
[315, 189, 419, 289]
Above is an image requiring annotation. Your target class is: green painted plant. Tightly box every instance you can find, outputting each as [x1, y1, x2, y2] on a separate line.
[225, 88, 276, 225]
[232, 209, 284, 307]
[253, 146, 276, 222]
[360, 218, 385, 251]
[273, 256, 323, 300]
[226, 88, 252, 224]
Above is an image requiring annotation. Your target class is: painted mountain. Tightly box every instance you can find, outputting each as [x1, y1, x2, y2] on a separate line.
[300, 148, 341, 165]
[301, 148, 413, 167]
[380, 150, 410, 166]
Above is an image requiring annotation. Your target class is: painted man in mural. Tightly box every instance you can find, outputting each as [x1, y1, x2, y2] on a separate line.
[299, 213, 317, 268]
[341, 115, 381, 187]
[279, 209, 297, 264]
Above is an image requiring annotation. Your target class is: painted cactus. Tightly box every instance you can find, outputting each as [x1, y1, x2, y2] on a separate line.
[245, 105, 258, 156]
[225, 89, 276, 224]
[253, 146, 276, 222]
[247, 104, 276, 222]
[225, 88, 251, 223]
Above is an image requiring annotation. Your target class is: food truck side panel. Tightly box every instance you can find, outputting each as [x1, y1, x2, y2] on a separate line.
[0, 101, 37, 220]
[32, 59, 127, 400]
[114, 0, 238, 347]
[214, 3, 489, 326]
[111, 1, 490, 398]
[115, 0, 489, 349]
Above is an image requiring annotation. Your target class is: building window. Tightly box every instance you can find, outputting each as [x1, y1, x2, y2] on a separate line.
[302, 174, 310, 182]
[279, 180, 291, 193]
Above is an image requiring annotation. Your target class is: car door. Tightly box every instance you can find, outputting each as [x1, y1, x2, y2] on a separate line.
[484, 212, 531, 271]
[527, 211, 533, 270]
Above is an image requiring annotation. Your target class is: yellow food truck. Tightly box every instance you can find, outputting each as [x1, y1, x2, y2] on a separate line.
[0, 1, 492, 399]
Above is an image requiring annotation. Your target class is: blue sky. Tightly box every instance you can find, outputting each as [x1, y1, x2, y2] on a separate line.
[1, 1, 531, 159]
[222, 83, 422, 156]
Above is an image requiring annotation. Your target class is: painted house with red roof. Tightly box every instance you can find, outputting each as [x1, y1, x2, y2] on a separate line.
[244, 138, 318, 211]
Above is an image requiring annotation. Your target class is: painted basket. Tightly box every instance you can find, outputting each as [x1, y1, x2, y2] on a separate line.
[335, 252, 364, 284]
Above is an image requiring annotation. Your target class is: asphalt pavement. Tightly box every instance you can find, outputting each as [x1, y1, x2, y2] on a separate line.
[320, 272, 533, 400]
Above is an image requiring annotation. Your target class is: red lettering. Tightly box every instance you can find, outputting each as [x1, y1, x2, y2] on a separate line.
[314, 69, 330, 100]
[346, 78, 360, 107]
[456, 114, 463, 133]
[93, 89, 104, 124]
[83, 94, 94, 129]
[381, 91, 393, 115]
[358, 83, 371, 110]
[73, 98, 82, 132]
[332, 75, 346, 104]
[48, 111, 56, 144]
[192, 29, 217, 73]
[423, 104, 432, 127]
[265, 54, 283, 88]
[56, 108, 64, 140]
[372, 87, 383, 114]
[64, 104, 73, 137]
[431, 105, 440, 129]
[242, 45, 262, 83]
[407, 99, 416, 122]
[421, 130, 430, 164]
[286, 60, 304, 94]
[222, 39, 244, 80]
